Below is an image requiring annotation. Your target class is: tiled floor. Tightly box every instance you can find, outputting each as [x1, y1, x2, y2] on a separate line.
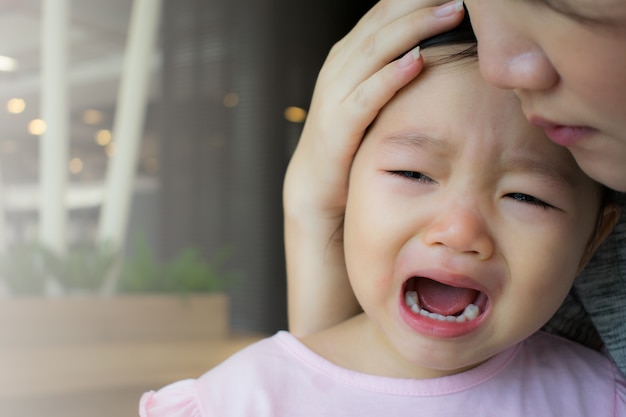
[0, 295, 264, 417]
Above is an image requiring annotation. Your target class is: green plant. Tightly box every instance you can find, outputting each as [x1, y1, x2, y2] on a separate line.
[118, 236, 235, 295]
[116, 235, 161, 293]
[49, 242, 120, 292]
[0, 244, 49, 295]
[0, 236, 234, 296]
[0, 242, 120, 295]
[162, 247, 230, 293]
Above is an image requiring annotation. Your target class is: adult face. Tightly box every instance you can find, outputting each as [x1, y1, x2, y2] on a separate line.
[343, 50, 612, 378]
[464, 0, 626, 192]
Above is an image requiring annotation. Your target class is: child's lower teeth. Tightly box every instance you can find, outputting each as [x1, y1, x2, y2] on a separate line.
[405, 290, 480, 322]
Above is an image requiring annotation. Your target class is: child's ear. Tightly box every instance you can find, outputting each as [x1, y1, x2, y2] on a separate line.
[578, 203, 621, 274]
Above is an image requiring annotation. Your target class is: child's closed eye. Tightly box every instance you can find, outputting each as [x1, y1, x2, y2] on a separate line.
[505, 192, 554, 210]
[389, 171, 437, 185]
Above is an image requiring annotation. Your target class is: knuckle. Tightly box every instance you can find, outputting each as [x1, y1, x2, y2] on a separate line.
[350, 84, 369, 111]
[361, 33, 377, 57]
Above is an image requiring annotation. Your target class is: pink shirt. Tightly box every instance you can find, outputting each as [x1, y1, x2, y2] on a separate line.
[140, 331, 626, 416]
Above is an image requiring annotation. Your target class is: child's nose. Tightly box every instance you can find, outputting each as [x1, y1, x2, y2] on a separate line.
[422, 203, 494, 261]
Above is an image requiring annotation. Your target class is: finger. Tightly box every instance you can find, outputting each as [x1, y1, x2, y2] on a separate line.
[343, 4, 464, 88]
[329, 0, 460, 67]
[324, 3, 464, 99]
[337, 0, 450, 56]
[334, 47, 425, 157]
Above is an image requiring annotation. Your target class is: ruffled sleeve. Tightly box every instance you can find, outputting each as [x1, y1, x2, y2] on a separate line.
[139, 379, 203, 417]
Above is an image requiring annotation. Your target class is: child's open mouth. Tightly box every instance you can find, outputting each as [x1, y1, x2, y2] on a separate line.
[403, 277, 488, 323]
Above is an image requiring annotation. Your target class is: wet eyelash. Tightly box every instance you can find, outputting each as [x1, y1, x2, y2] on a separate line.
[389, 171, 436, 184]
[506, 192, 553, 209]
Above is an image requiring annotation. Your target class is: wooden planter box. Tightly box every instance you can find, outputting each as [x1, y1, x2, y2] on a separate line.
[0, 293, 229, 348]
[0, 293, 263, 417]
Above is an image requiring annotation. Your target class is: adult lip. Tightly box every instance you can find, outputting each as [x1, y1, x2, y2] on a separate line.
[529, 116, 595, 147]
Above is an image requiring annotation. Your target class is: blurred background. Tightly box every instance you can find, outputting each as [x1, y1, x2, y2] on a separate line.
[0, 0, 378, 415]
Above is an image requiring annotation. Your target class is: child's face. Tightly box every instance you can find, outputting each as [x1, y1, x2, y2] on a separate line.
[343, 53, 611, 378]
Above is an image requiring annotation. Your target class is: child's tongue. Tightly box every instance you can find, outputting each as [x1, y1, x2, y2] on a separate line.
[416, 278, 478, 316]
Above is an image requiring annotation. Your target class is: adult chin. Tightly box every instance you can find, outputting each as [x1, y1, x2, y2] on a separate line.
[569, 143, 626, 192]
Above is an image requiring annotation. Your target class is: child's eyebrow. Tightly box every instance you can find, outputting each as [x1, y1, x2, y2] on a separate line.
[504, 155, 576, 188]
[380, 132, 457, 157]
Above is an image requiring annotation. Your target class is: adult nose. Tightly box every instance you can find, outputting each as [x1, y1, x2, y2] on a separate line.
[422, 202, 495, 261]
[470, 7, 559, 92]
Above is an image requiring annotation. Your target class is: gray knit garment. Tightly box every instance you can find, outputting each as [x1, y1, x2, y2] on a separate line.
[544, 192, 626, 375]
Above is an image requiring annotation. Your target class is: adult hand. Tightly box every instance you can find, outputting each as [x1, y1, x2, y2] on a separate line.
[284, 0, 465, 336]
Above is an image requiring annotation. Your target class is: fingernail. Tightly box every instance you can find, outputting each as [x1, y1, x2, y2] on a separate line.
[434, 0, 464, 17]
[397, 46, 420, 69]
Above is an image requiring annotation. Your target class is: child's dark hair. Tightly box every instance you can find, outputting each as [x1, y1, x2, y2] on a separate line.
[419, 7, 477, 62]
[602, 187, 618, 207]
